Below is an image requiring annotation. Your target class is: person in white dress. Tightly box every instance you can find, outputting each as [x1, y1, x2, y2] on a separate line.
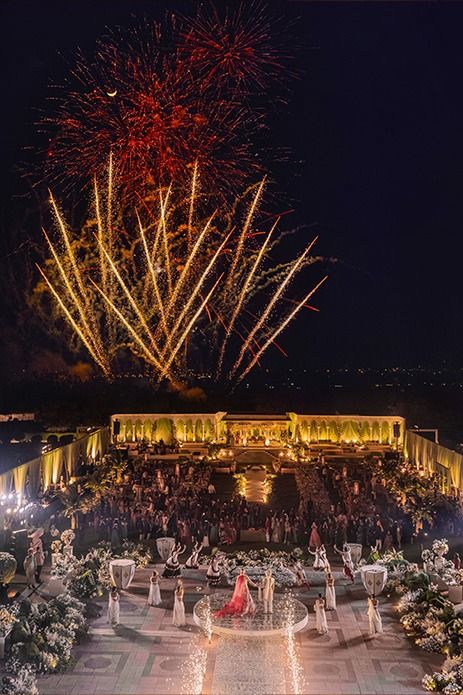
[108, 587, 120, 626]
[23, 548, 36, 589]
[325, 571, 336, 610]
[173, 579, 186, 627]
[367, 595, 383, 636]
[148, 570, 162, 606]
[314, 593, 328, 634]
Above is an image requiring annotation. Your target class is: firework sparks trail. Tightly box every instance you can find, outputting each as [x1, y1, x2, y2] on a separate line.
[37, 265, 109, 375]
[38, 165, 326, 384]
[90, 280, 168, 377]
[216, 220, 276, 377]
[136, 210, 170, 344]
[236, 275, 328, 385]
[225, 177, 265, 292]
[284, 593, 305, 695]
[95, 238, 163, 360]
[230, 235, 319, 378]
[42, 228, 107, 368]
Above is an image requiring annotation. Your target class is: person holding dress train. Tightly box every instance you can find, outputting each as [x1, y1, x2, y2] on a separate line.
[173, 579, 186, 627]
[367, 595, 383, 636]
[148, 570, 162, 606]
[325, 571, 336, 610]
[108, 587, 120, 626]
[314, 593, 328, 634]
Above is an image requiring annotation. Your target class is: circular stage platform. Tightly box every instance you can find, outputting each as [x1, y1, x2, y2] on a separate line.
[193, 593, 308, 638]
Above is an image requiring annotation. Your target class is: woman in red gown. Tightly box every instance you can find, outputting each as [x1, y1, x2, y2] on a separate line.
[215, 569, 259, 617]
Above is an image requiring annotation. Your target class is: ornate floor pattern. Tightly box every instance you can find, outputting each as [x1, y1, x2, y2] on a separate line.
[35, 564, 443, 695]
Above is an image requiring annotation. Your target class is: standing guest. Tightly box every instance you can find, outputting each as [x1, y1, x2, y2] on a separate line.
[108, 587, 120, 626]
[367, 595, 383, 637]
[34, 539, 45, 583]
[453, 553, 461, 570]
[148, 570, 162, 607]
[325, 571, 336, 610]
[111, 519, 120, 548]
[314, 593, 328, 634]
[309, 522, 322, 548]
[24, 548, 36, 589]
[173, 579, 186, 627]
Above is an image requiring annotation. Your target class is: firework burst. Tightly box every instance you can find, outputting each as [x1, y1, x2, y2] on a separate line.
[40, 2, 291, 201]
[35, 164, 327, 385]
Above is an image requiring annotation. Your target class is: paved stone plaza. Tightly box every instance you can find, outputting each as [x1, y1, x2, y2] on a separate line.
[33, 563, 442, 695]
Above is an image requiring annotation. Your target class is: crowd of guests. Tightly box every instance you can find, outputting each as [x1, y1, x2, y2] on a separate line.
[70, 455, 269, 548]
[25, 443, 463, 561]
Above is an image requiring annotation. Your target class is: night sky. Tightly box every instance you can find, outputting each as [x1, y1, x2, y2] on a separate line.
[1, 0, 463, 377]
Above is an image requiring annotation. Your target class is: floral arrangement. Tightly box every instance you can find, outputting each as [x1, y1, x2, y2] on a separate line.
[220, 548, 304, 588]
[433, 539, 450, 557]
[421, 539, 463, 586]
[61, 529, 76, 546]
[0, 605, 18, 636]
[0, 553, 17, 585]
[371, 544, 463, 692]
[0, 664, 38, 695]
[62, 541, 152, 599]
[51, 540, 62, 554]
[6, 592, 87, 676]
[423, 656, 463, 694]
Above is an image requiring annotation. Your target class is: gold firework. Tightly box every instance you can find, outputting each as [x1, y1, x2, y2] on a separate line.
[37, 163, 327, 384]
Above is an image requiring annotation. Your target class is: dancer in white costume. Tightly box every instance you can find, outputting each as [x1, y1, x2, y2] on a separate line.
[185, 541, 203, 569]
[107, 587, 120, 626]
[173, 579, 186, 627]
[334, 544, 355, 582]
[147, 570, 162, 606]
[293, 559, 310, 589]
[261, 569, 275, 614]
[325, 571, 336, 610]
[314, 593, 328, 634]
[309, 544, 328, 570]
[206, 552, 222, 586]
[163, 542, 186, 578]
[367, 596, 383, 636]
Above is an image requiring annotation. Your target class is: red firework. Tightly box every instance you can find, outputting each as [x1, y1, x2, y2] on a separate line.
[41, 3, 290, 201]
